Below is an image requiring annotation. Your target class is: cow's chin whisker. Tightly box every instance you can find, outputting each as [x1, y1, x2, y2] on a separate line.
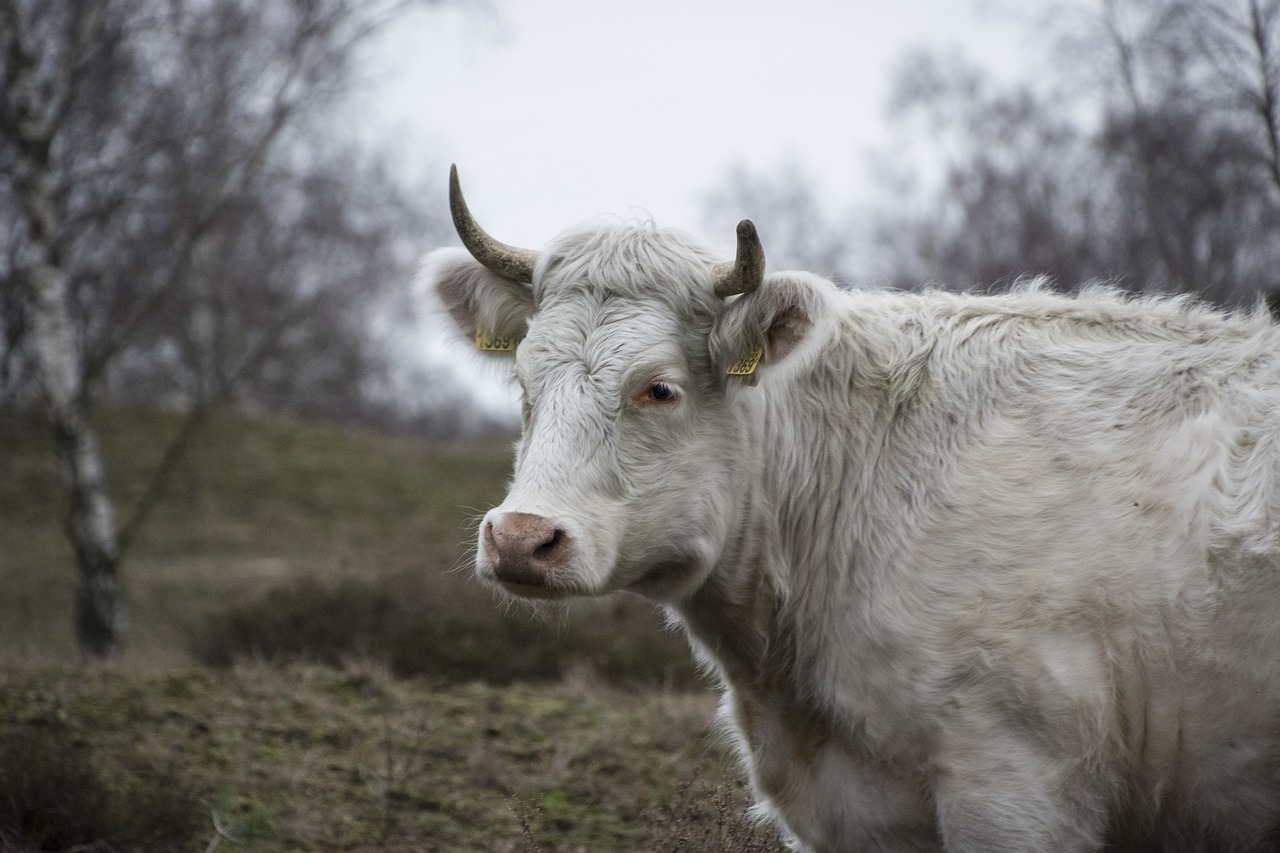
[479, 565, 593, 601]
[494, 579, 577, 601]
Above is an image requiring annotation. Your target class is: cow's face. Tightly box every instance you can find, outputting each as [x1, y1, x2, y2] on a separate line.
[423, 170, 827, 602]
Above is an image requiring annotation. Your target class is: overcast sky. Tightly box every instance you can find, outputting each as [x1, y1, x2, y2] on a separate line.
[358, 0, 1038, 417]
[364, 0, 1035, 252]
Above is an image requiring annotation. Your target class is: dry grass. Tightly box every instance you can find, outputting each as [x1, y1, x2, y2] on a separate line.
[0, 663, 782, 852]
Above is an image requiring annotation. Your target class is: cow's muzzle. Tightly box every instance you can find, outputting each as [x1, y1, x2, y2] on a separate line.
[481, 511, 573, 593]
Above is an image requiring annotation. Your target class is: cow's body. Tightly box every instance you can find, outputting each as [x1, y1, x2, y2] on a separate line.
[681, 285, 1280, 851]
[426, 172, 1280, 851]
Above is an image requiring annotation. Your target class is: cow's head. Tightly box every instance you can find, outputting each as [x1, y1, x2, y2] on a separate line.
[422, 166, 834, 603]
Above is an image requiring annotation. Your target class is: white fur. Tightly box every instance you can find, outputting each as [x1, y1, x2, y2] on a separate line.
[423, 222, 1280, 852]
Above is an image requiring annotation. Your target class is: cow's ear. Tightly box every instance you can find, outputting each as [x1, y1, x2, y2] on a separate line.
[418, 248, 536, 356]
[711, 272, 834, 381]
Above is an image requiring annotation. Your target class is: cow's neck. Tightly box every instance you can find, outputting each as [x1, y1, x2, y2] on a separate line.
[671, 448, 781, 686]
[675, 341, 911, 702]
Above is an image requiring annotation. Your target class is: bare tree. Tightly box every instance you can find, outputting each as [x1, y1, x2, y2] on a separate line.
[1244, 0, 1280, 194]
[0, 0, 444, 659]
[827, 0, 1280, 303]
[873, 50, 1117, 292]
[1068, 0, 1280, 302]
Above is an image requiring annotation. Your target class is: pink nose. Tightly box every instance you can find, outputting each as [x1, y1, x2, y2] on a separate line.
[482, 512, 572, 586]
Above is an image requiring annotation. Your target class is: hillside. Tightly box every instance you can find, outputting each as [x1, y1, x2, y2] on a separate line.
[0, 406, 513, 667]
[0, 406, 695, 681]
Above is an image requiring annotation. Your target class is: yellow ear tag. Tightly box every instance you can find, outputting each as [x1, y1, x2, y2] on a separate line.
[726, 347, 763, 376]
[474, 328, 519, 352]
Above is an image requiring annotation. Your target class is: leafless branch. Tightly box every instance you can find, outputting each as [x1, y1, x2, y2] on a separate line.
[1247, 0, 1280, 194]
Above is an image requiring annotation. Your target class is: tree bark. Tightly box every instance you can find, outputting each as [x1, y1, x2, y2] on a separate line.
[27, 261, 127, 660]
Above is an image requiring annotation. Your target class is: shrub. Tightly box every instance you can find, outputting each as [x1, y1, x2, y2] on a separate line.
[191, 577, 399, 668]
[191, 572, 702, 688]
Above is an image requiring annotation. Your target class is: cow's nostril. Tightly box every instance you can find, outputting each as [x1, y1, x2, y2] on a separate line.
[535, 528, 566, 558]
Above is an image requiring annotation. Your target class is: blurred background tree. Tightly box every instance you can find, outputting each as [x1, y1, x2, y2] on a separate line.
[707, 0, 1280, 304]
[0, 0, 468, 659]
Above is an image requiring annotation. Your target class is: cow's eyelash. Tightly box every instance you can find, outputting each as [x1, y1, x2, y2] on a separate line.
[647, 381, 678, 402]
[631, 378, 683, 409]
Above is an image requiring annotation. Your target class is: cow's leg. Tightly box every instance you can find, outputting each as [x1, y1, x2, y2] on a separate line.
[748, 731, 944, 852]
[932, 725, 1108, 853]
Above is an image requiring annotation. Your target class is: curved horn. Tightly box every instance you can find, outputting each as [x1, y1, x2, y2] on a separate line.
[449, 164, 539, 283]
[711, 220, 766, 298]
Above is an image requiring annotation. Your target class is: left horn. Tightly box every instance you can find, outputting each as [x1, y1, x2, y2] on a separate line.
[712, 220, 766, 298]
[449, 164, 539, 283]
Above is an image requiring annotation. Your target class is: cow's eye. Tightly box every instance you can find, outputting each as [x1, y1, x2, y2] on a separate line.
[647, 381, 678, 403]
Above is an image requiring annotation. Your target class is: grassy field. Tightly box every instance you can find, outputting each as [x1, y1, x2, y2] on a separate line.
[0, 407, 783, 851]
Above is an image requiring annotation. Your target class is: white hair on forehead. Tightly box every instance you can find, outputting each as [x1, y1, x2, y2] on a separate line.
[532, 222, 726, 317]
[515, 223, 734, 400]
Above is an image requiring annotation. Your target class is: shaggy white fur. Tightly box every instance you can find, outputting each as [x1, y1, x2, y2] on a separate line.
[424, 222, 1280, 853]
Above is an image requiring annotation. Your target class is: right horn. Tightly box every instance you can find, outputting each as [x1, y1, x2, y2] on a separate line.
[712, 220, 766, 298]
[449, 164, 540, 283]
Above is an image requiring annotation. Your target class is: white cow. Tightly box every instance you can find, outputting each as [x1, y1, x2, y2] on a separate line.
[423, 166, 1280, 852]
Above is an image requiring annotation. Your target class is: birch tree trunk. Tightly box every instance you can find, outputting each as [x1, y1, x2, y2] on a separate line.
[5, 0, 126, 659]
[28, 260, 127, 660]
